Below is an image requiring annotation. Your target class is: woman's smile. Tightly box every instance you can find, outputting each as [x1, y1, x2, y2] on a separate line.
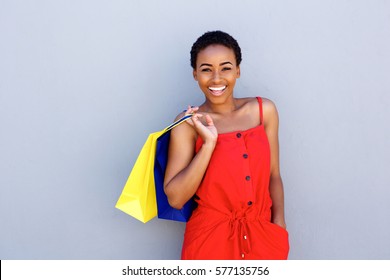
[208, 85, 227, 96]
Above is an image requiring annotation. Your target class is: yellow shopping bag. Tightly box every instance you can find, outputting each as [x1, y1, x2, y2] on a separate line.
[115, 114, 192, 223]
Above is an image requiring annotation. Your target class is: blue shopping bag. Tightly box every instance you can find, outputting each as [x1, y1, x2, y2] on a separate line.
[154, 115, 196, 222]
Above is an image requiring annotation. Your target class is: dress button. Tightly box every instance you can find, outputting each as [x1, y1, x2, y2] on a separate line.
[247, 201, 253, 206]
[236, 133, 242, 138]
[245, 176, 251, 181]
[243, 153, 248, 159]
[241, 253, 245, 258]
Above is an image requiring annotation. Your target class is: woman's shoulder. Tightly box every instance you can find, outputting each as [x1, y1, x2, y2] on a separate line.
[171, 111, 197, 141]
[236, 96, 276, 105]
[233, 96, 258, 111]
[260, 97, 278, 114]
[239, 96, 278, 125]
[260, 97, 279, 126]
[260, 96, 276, 106]
[173, 110, 187, 122]
[236, 96, 277, 111]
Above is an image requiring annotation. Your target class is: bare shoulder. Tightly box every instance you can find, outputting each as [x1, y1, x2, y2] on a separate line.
[173, 111, 187, 122]
[235, 96, 259, 112]
[237, 96, 277, 117]
[171, 111, 197, 141]
[262, 97, 278, 115]
[238, 96, 258, 106]
[261, 97, 279, 127]
[262, 97, 277, 110]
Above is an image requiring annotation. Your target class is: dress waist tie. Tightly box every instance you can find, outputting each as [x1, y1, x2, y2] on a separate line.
[228, 206, 265, 257]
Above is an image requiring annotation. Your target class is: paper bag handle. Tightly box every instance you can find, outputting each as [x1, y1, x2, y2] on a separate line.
[164, 114, 193, 132]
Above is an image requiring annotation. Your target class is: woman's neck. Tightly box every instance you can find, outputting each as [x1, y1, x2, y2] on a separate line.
[202, 97, 240, 115]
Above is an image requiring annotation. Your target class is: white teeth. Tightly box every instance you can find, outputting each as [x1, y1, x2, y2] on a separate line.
[209, 86, 226, 91]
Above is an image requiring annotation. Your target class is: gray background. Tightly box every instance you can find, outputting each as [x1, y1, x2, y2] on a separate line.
[1, 0, 389, 259]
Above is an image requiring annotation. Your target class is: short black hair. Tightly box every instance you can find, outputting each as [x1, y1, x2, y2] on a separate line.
[190, 30, 242, 69]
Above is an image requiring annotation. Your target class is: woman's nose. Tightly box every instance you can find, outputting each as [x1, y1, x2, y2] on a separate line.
[212, 71, 221, 82]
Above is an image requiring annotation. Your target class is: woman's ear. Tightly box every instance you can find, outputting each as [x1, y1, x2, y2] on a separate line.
[193, 69, 198, 81]
[236, 66, 241, 78]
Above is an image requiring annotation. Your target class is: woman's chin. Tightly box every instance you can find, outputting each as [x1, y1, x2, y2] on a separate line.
[208, 89, 226, 97]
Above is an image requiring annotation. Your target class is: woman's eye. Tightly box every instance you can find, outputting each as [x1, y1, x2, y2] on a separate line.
[201, 68, 211, 72]
[222, 67, 232, 71]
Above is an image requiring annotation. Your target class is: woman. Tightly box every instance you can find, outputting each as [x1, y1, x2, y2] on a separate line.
[164, 31, 289, 260]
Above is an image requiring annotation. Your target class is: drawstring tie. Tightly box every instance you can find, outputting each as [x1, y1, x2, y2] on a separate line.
[229, 209, 253, 255]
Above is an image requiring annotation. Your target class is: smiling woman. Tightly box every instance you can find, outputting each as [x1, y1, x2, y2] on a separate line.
[163, 31, 289, 260]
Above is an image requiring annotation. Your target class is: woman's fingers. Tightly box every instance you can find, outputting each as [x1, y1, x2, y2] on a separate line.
[190, 113, 218, 144]
[191, 113, 204, 126]
[185, 106, 200, 126]
[184, 108, 217, 141]
[204, 114, 214, 126]
[185, 105, 199, 115]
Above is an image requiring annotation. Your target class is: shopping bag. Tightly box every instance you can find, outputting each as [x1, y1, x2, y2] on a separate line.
[115, 130, 163, 223]
[115, 114, 193, 223]
[155, 129, 196, 222]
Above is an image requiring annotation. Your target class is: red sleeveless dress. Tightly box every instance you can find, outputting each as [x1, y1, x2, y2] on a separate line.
[181, 97, 289, 260]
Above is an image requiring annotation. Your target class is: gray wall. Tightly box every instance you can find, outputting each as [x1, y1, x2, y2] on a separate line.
[1, 0, 389, 259]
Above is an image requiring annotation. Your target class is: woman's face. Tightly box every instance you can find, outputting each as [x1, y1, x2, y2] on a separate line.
[193, 44, 240, 103]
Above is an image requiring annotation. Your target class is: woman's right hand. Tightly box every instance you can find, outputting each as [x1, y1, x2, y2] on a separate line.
[185, 106, 218, 147]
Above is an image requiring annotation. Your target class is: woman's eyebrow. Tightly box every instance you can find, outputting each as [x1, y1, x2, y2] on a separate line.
[199, 61, 233, 68]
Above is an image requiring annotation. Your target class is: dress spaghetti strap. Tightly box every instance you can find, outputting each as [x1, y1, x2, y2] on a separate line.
[256, 96, 263, 125]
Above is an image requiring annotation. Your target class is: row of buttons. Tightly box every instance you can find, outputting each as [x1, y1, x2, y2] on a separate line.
[239, 134, 253, 207]
[238, 131, 252, 258]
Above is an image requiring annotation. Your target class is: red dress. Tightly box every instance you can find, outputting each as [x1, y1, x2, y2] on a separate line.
[181, 97, 289, 260]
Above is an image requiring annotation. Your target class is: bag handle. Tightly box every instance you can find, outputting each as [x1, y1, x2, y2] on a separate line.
[164, 114, 193, 132]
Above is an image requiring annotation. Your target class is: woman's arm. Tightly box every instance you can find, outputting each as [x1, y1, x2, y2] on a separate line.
[263, 99, 287, 229]
[164, 108, 218, 209]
